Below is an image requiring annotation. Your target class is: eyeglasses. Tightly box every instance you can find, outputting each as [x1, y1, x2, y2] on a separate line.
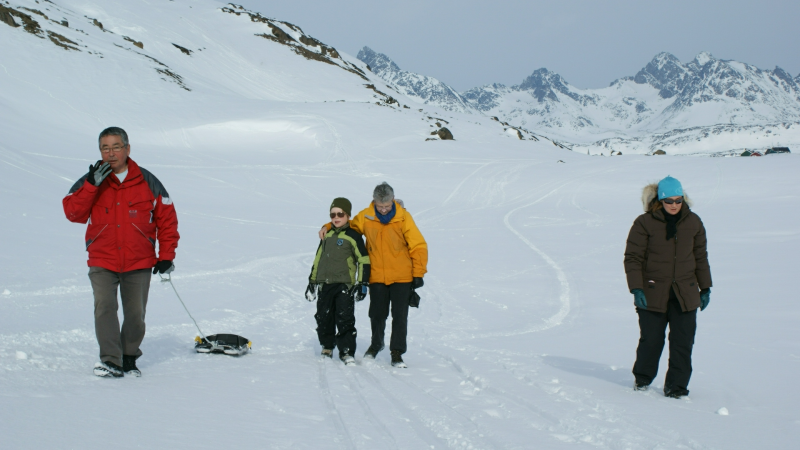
[100, 145, 127, 153]
[662, 198, 683, 205]
[330, 212, 347, 218]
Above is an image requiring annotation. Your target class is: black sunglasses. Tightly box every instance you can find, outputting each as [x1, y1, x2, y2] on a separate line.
[662, 198, 683, 205]
[330, 212, 347, 218]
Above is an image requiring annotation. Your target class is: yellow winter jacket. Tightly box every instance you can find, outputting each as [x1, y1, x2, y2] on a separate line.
[326, 201, 428, 284]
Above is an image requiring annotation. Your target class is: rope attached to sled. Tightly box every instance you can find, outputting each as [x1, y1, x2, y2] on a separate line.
[159, 274, 211, 345]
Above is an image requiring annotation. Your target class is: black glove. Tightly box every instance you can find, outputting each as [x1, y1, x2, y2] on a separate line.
[88, 160, 112, 187]
[412, 277, 424, 289]
[349, 283, 368, 302]
[409, 289, 421, 308]
[152, 260, 174, 275]
[305, 283, 318, 302]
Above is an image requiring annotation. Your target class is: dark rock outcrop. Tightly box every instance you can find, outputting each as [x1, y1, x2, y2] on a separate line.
[173, 43, 192, 55]
[437, 127, 454, 140]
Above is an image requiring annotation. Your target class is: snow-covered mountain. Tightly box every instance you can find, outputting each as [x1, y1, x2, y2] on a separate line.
[363, 48, 800, 154]
[357, 46, 473, 113]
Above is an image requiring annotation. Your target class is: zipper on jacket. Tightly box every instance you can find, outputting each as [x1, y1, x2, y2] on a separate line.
[132, 223, 155, 247]
[672, 234, 678, 284]
[86, 224, 108, 250]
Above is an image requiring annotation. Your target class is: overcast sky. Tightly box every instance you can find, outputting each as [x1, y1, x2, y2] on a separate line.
[238, 0, 800, 92]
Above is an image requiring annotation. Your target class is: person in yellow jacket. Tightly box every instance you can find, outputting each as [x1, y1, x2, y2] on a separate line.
[320, 182, 428, 367]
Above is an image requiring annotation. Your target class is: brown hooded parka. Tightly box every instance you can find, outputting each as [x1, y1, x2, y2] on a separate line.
[624, 184, 712, 313]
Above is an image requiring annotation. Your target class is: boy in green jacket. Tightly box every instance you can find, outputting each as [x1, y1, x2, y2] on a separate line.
[305, 198, 370, 365]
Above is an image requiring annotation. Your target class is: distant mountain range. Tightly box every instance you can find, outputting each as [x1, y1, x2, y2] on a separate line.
[359, 47, 800, 154]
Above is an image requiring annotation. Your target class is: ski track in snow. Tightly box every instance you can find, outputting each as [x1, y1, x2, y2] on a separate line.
[317, 359, 358, 449]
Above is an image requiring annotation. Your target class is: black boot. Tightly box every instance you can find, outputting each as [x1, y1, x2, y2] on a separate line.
[364, 343, 384, 359]
[339, 352, 355, 366]
[664, 386, 689, 398]
[122, 355, 141, 377]
[390, 350, 407, 368]
[93, 361, 124, 378]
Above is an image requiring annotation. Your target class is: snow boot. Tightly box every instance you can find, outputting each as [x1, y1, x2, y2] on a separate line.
[633, 380, 649, 391]
[363, 344, 384, 359]
[390, 350, 407, 368]
[93, 361, 124, 378]
[664, 386, 689, 399]
[340, 353, 355, 366]
[321, 348, 333, 358]
[122, 355, 141, 377]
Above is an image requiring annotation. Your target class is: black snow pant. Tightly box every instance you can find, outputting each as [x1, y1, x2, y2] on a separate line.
[632, 287, 697, 390]
[368, 282, 411, 354]
[315, 283, 357, 355]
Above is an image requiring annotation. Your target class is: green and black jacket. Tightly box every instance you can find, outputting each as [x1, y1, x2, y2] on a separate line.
[310, 222, 370, 286]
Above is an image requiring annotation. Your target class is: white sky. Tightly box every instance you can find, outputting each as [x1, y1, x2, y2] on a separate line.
[238, 0, 800, 92]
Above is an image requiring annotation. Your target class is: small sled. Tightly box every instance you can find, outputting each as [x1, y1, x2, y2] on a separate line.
[159, 273, 251, 357]
[195, 334, 251, 356]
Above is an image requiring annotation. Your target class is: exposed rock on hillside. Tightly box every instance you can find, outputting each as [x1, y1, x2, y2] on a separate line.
[222, 4, 368, 81]
[0, 4, 43, 35]
[437, 127, 453, 140]
[172, 43, 192, 56]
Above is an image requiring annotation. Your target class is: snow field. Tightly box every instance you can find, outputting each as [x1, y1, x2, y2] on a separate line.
[2, 105, 798, 448]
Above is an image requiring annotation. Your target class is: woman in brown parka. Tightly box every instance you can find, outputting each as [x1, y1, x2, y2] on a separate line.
[624, 176, 712, 399]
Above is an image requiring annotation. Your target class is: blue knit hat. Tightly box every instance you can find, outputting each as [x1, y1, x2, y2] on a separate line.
[657, 176, 683, 200]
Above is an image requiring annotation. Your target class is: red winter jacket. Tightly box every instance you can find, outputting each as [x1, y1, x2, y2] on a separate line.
[63, 158, 179, 273]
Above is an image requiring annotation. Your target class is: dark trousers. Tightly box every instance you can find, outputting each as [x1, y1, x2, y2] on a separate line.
[633, 288, 697, 390]
[368, 282, 411, 354]
[315, 284, 357, 355]
[88, 267, 151, 367]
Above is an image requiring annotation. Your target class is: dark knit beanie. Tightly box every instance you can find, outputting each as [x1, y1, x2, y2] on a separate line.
[330, 197, 352, 216]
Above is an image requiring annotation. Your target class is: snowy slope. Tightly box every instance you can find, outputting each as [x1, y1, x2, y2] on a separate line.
[2, 1, 800, 449]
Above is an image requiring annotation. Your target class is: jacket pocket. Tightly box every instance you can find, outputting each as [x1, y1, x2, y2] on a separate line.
[126, 197, 155, 224]
[85, 223, 108, 250]
[91, 197, 114, 225]
[132, 223, 156, 248]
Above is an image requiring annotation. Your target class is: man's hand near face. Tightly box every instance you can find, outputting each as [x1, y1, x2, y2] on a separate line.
[87, 161, 112, 186]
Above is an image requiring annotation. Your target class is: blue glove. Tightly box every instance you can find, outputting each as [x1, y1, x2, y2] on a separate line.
[631, 289, 647, 309]
[700, 288, 710, 311]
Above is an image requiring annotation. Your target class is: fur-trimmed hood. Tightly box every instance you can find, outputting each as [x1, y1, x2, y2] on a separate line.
[641, 183, 693, 212]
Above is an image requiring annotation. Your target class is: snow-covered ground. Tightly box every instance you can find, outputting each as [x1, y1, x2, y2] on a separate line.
[2, 1, 799, 448]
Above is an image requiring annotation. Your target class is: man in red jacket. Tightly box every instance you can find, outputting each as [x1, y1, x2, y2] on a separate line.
[63, 127, 179, 378]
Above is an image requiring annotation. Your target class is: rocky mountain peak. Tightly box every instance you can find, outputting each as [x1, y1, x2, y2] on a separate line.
[516, 68, 571, 101]
[772, 66, 796, 85]
[633, 52, 692, 99]
[357, 46, 400, 75]
[515, 68, 596, 106]
[356, 46, 472, 112]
